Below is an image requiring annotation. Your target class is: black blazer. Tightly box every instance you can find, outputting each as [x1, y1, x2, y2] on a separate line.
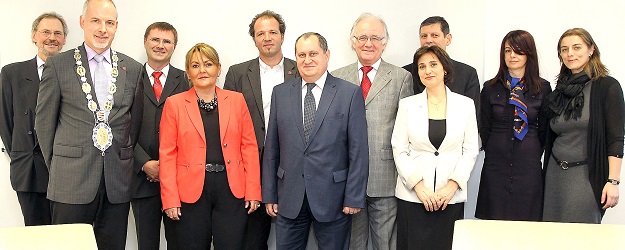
[223, 57, 298, 154]
[0, 57, 48, 192]
[403, 59, 480, 110]
[132, 65, 189, 198]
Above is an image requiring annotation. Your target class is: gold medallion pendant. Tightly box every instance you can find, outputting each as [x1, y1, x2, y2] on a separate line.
[92, 123, 113, 152]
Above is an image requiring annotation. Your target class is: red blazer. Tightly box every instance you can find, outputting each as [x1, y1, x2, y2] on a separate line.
[159, 87, 261, 210]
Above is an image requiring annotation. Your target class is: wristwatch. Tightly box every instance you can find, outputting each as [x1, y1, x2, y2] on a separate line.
[607, 179, 620, 185]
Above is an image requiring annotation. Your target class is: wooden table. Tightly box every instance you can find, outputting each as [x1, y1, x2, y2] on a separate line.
[0, 224, 97, 249]
[453, 219, 625, 250]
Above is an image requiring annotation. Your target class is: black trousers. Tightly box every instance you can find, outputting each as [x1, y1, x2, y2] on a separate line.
[16, 191, 51, 226]
[50, 180, 130, 250]
[132, 194, 180, 250]
[174, 171, 247, 250]
[243, 201, 272, 250]
[397, 199, 464, 250]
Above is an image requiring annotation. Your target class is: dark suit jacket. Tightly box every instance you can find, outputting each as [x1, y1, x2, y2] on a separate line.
[35, 44, 143, 204]
[131, 65, 189, 199]
[403, 59, 480, 109]
[262, 73, 369, 222]
[223, 57, 298, 155]
[0, 57, 48, 192]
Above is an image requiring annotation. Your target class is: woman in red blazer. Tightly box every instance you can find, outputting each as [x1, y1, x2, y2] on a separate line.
[160, 43, 261, 249]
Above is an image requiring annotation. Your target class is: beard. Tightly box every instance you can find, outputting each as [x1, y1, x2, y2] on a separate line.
[37, 39, 62, 57]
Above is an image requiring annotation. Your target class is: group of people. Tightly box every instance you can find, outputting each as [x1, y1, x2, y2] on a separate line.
[0, 0, 622, 250]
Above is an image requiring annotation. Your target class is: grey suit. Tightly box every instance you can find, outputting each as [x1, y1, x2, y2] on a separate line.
[0, 57, 51, 226]
[224, 57, 298, 250]
[35, 44, 143, 249]
[332, 60, 413, 250]
[131, 65, 188, 250]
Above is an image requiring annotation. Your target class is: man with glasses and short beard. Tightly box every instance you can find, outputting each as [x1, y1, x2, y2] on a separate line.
[0, 12, 68, 226]
[131, 21, 188, 250]
[332, 13, 413, 250]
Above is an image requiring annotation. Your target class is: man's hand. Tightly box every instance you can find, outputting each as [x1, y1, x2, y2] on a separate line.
[266, 203, 279, 217]
[343, 206, 361, 215]
[143, 160, 159, 182]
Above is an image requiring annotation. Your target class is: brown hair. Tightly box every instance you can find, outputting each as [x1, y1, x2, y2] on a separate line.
[144, 22, 178, 44]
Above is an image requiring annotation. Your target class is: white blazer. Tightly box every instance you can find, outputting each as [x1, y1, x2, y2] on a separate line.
[391, 87, 479, 204]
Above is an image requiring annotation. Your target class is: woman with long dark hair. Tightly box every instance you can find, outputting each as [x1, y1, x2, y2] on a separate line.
[476, 30, 551, 221]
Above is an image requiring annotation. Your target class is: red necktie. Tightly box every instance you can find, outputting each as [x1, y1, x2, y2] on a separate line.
[361, 66, 373, 99]
[152, 71, 163, 101]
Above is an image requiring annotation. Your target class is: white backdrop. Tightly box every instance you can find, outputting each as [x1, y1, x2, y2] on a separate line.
[1, 0, 624, 249]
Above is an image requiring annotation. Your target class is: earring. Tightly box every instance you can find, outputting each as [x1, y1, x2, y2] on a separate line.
[444, 72, 448, 75]
[589, 54, 592, 57]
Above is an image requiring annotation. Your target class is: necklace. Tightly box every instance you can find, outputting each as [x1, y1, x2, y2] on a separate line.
[74, 47, 118, 155]
[198, 94, 218, 112]
[428, 97, 445, 111]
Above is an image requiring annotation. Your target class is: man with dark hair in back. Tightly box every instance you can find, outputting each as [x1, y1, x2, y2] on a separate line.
[0, 11, 68, 227]
[403, 16, 479, 108]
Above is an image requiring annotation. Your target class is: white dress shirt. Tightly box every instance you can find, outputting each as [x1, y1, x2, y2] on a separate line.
[36, 55, 45, 80]
[301, 71, 327, 124]
[358, 58, 381, 84]
[259, 58, 285, 133]
[145, 63, 170, 88]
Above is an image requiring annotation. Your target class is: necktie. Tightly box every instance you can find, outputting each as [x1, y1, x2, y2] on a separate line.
[303, 83, 316, 143]
[361, 66, 373, 99]
[93, 55, 110, 116]
[152, 71, 163, 101]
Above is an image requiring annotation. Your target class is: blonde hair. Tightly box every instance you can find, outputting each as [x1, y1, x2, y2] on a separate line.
[184, 43, 221, 86]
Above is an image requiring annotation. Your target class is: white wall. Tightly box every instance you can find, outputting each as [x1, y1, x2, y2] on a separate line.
[1, 0, 623, 249]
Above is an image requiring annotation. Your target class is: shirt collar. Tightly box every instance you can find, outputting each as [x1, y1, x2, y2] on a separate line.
[302, 71, 328, 90]
[145, 63, 170, 78]
[36, 55, 45, 69]
[258, 57, 284, 73]
[357, 58, 382, 71]
[84, 43, 111, 63]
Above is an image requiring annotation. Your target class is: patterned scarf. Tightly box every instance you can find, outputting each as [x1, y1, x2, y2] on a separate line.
[506, 73, 528, 140]
[545, 71, 590, 121]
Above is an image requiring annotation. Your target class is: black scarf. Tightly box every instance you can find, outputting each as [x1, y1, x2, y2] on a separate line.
[546, 71, 590, 120]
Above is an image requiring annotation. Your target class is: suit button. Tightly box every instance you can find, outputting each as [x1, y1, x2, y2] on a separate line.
[261, 127, 265, 131]
[227, 160, 231, 164]
[27, 131, 33, 135]
[223, 143, 227, 147]
[510, 137, 514, 141]
[33, 151, 39, 154]
[434, 151, 439, 156]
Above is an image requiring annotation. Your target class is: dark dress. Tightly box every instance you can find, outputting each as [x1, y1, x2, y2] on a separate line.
[475, 78, 551, 221]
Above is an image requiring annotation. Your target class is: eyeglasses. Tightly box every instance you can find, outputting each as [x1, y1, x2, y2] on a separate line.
[38, 30, 64, 37]
[149, 37, 174, 46]
[353, 35, 385, 44]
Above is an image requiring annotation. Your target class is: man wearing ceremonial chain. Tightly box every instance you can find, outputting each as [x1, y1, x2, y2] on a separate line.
[35, 0, 143, 249]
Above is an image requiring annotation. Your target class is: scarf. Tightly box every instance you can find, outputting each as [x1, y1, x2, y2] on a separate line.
[506, 73, 528, 140]
[546, 71, 590, 120]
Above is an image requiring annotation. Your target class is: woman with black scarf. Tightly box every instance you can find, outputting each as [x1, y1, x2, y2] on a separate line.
[543, 28, 623, 223]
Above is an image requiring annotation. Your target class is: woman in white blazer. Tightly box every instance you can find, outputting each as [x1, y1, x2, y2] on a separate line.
[392, 45, 479, 250]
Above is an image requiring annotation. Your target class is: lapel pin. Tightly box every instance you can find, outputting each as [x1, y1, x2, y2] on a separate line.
[122, 66, 127, 71]
[288, 71, 292, 75]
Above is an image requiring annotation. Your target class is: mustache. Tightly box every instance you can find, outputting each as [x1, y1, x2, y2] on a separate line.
[44, 39, 60, 45]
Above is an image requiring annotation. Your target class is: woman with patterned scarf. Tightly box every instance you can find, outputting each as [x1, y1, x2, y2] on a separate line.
[476, 30, 551, 221]
[543, 28, 623, 223]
